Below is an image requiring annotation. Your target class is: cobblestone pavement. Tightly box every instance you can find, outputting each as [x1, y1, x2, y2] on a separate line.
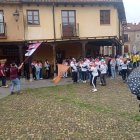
[0, 78, 73, 99]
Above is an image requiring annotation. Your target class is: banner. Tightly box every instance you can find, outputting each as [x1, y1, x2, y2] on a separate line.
[25, 43, 42, 57]
[53, 64, 69, 84]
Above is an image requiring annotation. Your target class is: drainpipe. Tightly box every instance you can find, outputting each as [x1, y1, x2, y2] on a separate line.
[53, 2, 56, 40]
[119, 19, 122, 55]
[52, 2, 56, 77]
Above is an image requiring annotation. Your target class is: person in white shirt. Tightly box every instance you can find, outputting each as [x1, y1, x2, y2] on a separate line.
[121, 59, 128, 82]
[80, 59, 88, 83]
[44, 59, 50, 79]
[99, 61, 108, 86]
[116, 56, 122, 75]
[110, 58, 116, 79]
[85, 58, 91, 81]
[70, 59, 78, 83]
[39, 60, 43, 79]
[95, 58, 102, 84]
[90, 63, 98, 92]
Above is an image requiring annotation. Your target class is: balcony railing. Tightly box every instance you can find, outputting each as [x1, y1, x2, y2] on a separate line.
[0, 22, 7, 38]
[60, 23, 79, 38]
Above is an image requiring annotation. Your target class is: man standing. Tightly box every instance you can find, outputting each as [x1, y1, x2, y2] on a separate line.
[0, 62, 8, 88]
[110, 58, 116, 79]
[10, 62, 24, 95]
[100, 61, 108, 86]
[70, 58, 78, 83]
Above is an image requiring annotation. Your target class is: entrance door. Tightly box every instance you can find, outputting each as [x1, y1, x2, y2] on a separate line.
[61, 10, 76, 37]
[124, 45, 129, 53]
[56, 49, 65, 64]
[0, 11, 4, 35]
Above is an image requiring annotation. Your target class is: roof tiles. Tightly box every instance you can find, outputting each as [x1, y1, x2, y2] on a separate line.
[21, 0, 122, 3]
[125, 23, 140, 32]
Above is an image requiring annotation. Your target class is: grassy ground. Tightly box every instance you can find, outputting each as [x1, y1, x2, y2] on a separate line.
[0, 77, 140, 140]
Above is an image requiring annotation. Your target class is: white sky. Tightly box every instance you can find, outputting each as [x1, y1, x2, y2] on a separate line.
[123, 0, 140, 23]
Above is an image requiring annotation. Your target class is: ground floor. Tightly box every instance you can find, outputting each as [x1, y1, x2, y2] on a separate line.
[0, 36, 122, 68]
[32, 36, 123, 65]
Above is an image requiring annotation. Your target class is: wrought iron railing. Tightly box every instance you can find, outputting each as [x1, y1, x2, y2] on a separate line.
[0, 22, 6, 37]
[60, 23, 79, 38]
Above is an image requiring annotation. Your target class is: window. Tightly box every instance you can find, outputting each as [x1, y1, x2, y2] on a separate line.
[61, 10, 76, 37]
[3, 47, 18, 56]
[100, 10, 110, 24]
[62, 10, 76, 25]
[0, 11, 4, 34]
[124, 45, 129, 53]
[27, 10, 39, 25]
[123, 34, 129, 42]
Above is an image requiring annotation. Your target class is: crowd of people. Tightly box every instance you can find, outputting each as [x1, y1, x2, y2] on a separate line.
[70, 53, 139, 92]
[23, 59, 51, 80]
[0, 53, 139, 94]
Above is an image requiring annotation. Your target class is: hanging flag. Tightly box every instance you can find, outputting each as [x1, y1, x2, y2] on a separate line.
[53, 64, 69, 84]
[25, 43, 42, 57]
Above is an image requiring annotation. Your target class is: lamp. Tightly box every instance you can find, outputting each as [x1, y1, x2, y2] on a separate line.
[13, 9, 20, 22]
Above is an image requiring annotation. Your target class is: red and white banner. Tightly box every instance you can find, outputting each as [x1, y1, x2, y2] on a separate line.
[25, 43, 42, 57]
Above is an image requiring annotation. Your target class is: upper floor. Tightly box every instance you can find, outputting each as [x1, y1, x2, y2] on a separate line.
[0, 0, 126, 42]
[0, 1, 24, 42]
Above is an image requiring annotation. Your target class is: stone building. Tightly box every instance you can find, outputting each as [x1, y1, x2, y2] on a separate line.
[124, 23, 140, 54]
[0, 0, 126, 67]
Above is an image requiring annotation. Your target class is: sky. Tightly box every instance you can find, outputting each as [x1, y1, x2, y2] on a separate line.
[123, 0, 140, 23]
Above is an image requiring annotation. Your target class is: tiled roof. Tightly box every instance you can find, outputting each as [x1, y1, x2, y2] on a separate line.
[125, 23, 140, 32]
[0, 0, 20, 3]
[21, 0, 123, 3]
[0, 0, 123, 4]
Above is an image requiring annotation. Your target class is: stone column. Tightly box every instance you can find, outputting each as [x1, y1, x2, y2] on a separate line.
[52, 43, 56, 77]
[116, 45, 119, 56]
[119, 45, 122, 55]
[112, 43, 115, 57]
[81, 41, 87, 58]
[18, 44, 24, 63]
[102, 46, 104, 56]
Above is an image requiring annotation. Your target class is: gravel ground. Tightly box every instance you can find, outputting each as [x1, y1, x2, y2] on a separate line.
[0, 77, 140, 140]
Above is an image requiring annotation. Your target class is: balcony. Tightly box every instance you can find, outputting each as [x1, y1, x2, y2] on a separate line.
[0, 22, 7, 39]
[60, 23, 79, 38]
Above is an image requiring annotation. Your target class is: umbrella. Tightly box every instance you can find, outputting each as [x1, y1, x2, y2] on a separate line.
[127, 68, 140, 98]
[127, 68, 140, 112]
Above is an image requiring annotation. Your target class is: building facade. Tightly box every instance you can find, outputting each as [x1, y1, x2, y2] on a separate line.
[0, 0, 126, 67]
[124, 23, 140, 54]
[0, 0, 25, 64]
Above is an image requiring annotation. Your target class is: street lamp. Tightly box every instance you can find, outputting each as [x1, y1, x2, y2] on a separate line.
[13, 9, 20, 22]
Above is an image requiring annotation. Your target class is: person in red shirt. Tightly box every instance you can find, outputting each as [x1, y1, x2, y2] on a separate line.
[0, 63, 8, 88]
[10, 62, 24, 95]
